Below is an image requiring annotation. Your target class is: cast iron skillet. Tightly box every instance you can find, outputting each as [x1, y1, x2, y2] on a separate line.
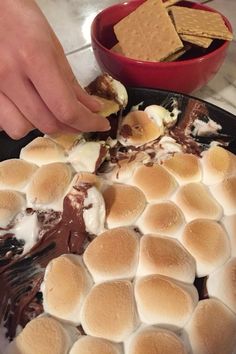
[0, 87, 235, 160]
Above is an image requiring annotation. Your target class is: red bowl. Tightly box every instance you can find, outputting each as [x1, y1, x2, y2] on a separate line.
[91, 0, 232, 94]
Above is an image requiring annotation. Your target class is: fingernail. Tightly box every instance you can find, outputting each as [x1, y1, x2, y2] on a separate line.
[100, 118, 111, 131]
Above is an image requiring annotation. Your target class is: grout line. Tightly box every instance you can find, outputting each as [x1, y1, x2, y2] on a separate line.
[66, 44, 91, 56]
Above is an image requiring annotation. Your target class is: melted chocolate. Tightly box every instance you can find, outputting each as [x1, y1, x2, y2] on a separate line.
[85, 73, 118, 103]
[0, 184, 90, 340]
[170, 98, 208, 155]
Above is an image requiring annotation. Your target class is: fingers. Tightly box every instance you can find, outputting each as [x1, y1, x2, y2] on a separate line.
[50, 31, 103, 113]
[25, 50, 109, 132]
[0, 92, 34, 139]
[1, 73, 84, 135]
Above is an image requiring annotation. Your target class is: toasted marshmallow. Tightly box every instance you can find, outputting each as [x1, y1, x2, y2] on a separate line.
[184, 299, 236, 354]
[84, 227, 139, 282]
[81, 280, 138, 342]
[0, 190, 26, 228]
[210, 176, 236, 215]
[131, 164, 177, 203]
[110, 152, 150, 183]
[26, 162, 73, 211]
[68, 141, 106, 173]
[137, 202, 185, 238]
[118, 110, 163, 147]
[42, 254, 93, 325]
[46, 133, 82, 151]
[73, 171, 103, 189]
[5, 316, 79, 354]
[145, 104, 178, 128]
[20, 137, 66, 166]
[201, 146, 236, 185]
[222, 214, 236, 256]
[126, 326, 187, 354]
[175, 183, 222, 221]
[69, 336, 122, 354]
[207, 258, 236, 314]
[103, 183, 146, 228]
[135, 275, 198, 329]
[137, 235, 196, 283]
[163, 153, 202, 185]
[181, 219, 230, 277]
[0, 159, 38, 191]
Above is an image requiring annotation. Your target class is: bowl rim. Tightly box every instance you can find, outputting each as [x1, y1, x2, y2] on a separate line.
[91, 0, 233, 67]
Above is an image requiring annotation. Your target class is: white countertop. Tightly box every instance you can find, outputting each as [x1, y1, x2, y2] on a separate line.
[37, 0, 236, 116]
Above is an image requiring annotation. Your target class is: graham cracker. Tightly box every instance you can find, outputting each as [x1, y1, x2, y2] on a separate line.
[163, 0, 180, 8]
[111, 43, 123, 54]
[97, 96, 120, 117]
[164, 44, 191, 61]
[114, 0, 183, 62]
[170, 6, 233, 41]
[180, 34, 213, 48]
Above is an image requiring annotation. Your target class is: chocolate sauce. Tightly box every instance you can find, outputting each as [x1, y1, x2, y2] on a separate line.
[95, 145, 108, 172]
[170, 98, 209, 156]
[85, 73, 118, 104]
[119, 124, 132, 139]
[0, 184, 90, 340]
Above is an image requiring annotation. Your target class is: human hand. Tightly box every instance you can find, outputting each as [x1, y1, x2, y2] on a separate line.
[0, 0, 110, 139]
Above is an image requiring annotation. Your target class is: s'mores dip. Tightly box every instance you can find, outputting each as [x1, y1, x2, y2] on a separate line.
[1, 74, 236, 354]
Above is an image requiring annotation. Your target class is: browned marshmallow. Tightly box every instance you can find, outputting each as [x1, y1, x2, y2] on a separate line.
[110, 152, 150, 183]
[103, 183, 146, 228]
[20, 137, 66, 166]
[201, 146, 236, 185]
[126, 327, 187, 354]
[42, 254, 92, 325]
[135, 275, 198, 328]
[210, 176, 236, 215]
[163, 153, 202, 185]
[0, 159, 38, 191]
[175, 183, 222, 221]
[46, 133, 81, 150]
[69, 336, 121, 354]
[222, 214, 236, 256]
[207, 258, 236, 314]
[131, 164, 177, 202]
[72, 172, 103, 190]
[0, 190, 26, 228]
[118, 110, 163, 147]
[137, 202, 185, 237]
[83, 227, 139, 282]
[181, 219, 230, 277]
[6, 316, 79, 354]
[137, 235, 196, 283]
[184, 299, 236, 354]
[81, 280, 137, 342]
[27, 162, 72, 210]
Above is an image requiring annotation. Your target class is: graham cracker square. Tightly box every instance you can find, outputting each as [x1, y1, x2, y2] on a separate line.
[114, 0, 183, 62]
[164, 44, 191, 61]
[180, 34, 213, 48]
[170, 6, 233, 41]
[163, 0, 180, 8]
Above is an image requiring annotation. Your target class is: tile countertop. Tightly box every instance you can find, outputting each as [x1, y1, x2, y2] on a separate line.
[37, 0, 236, 116]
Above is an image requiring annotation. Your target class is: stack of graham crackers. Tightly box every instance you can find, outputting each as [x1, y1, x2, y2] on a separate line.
[112, 0, 233, 62]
